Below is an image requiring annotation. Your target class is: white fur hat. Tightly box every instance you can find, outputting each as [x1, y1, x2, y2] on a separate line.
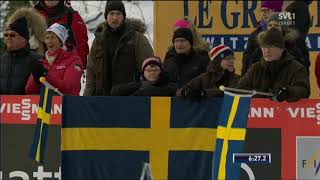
[46, 23, 69, 44]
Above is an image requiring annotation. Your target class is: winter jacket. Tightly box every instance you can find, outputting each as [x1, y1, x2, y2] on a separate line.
[25, 49, 83, 96]
[178, 63, 240, 97]
[6, 8, 47, 55]
[35, 1, 89, 67]
[241, 22, 264, 76]
[237, 51, 310, 102]
[163, 49, 210, 88]
[0, 45, 42, 95]
[165, 45, 209, 60]
[315, 53, 320, 90]
[84, 18, 154, 96]
[244, 29, 309, 74]
[111, 73, 177, 96]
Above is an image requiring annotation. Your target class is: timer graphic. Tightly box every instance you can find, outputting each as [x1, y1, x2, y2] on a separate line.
[233, 153, 271, 164]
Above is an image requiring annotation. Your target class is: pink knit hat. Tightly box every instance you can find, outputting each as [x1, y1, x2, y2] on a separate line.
[174, 19, 191, 29]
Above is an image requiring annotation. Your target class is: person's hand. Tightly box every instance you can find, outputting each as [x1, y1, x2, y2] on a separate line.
[272, 87, 288, 102]
[180, 87, 206, 102]
[29, 60, 48, 84]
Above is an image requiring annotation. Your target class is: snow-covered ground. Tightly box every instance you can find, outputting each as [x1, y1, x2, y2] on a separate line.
[71, 1, 154, 48]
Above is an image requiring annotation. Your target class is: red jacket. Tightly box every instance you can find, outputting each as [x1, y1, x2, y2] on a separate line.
[35, 3, 89, 67]
[315, 53, 320, 90]
[25, 50, 83, 96]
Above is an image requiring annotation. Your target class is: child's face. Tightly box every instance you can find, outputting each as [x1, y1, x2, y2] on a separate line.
[144, 64, 161, 82]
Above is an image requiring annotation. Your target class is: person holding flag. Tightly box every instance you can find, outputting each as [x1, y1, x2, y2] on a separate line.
[25, 23, 83, 96]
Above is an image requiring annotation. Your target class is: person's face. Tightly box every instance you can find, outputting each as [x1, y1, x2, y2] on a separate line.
[45, 32, 62, 51]
[268, 20, 282, 32]
[4, 30, 27, 51]
[107, 10, 124, 29]
[220, 55, 235, 72]
[261, 46, 283, 62]
[261, 7, 274, 21]
[174, 38, 192, 54]
[44, 0, 60, 8]
[144, 64, 161, 82]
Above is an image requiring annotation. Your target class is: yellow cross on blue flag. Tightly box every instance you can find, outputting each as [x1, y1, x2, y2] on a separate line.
[61, 96, 223, 180]
[29, 85, 54, 163]
[212, 92, 252, 179]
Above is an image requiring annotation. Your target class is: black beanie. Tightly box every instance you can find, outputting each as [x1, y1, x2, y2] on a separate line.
[6, 17, 29, 40]
[172, 28, 193, 45]
[104, 1, 126, 19]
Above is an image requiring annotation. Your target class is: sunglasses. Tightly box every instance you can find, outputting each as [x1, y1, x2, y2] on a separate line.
[4, 33, 17, 38]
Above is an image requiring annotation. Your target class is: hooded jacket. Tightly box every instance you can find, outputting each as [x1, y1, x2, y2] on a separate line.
[237, 51, 310, 102]
[6, 7, 47, 55]
[83, 18, 154, 96]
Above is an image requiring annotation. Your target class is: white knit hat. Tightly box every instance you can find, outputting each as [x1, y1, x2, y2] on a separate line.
[46, 23, 69, 44]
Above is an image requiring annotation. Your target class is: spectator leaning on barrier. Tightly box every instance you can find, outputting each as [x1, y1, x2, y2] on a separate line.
[34, 0, 89, 67]
[244, 12, 309, 73]
[165, 17, 211, 60]
[177, 45, 240, 98]
[0, 17, 46, 95]
[111, 56, 177, 96]
[25, 23, 83, 96]
[164, 28, 210, 88]
[315, 52, 320, 93]
[237, 28, 310, 102]
[84, 1, 154, 96]
[6, 7, 48, 56]
[241, 0, 283, 75]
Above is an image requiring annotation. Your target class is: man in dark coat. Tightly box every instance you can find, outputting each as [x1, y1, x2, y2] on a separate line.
[0, 17, 46, 94]
[237, 28, 310, 102]
[163, 28, 210, 88]
[84, 1, 154, 96]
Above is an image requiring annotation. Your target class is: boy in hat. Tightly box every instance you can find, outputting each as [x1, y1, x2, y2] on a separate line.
[237, 28, 310, 102]
[177, 45, 240, 98]
[164, 28, 210, 88]
[111, 56, 177, 96]
[84, 0, 154, 96]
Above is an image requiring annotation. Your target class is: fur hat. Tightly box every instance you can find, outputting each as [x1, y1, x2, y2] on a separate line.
[46, 23, 69, 44]
[209, 45, 234, 62]
[261, 0, 283, 12]
[6, 17, 29, 40]
[172, 28, 193, 45]
[104, 1, 126, 19]
[142, 56, 163, 72]
[258, 28, 285, 49]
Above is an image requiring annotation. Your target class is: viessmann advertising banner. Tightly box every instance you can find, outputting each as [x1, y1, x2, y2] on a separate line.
[0, 96, 320, 179]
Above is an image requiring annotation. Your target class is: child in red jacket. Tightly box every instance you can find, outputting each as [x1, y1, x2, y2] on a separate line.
[25, 23, 83, 96]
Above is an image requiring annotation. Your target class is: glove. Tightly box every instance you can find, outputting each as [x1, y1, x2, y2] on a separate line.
[29, 60, 48, 83]
[272, 87, 288, 102]
[181, 87, 206, 100]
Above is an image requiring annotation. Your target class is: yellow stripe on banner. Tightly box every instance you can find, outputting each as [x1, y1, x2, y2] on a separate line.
[35, 121, 44, 162]
[62, 97, 218, 180]
[218, 96, 240, 180]
[217, 126, 246, 140]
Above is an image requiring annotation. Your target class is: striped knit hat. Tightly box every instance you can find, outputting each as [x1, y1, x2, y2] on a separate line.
[142, 56, 163, 72]
[209, 45, 234, 62]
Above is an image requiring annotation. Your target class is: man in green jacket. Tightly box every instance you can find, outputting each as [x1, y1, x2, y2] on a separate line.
[237, 28, 310, 102]
[84, 1, 154, 96]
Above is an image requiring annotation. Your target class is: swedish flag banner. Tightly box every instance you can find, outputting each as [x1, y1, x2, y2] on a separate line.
[29, 85, 54, 163]
[61, 96, 250, 180]
[212, 92, 252, 180]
